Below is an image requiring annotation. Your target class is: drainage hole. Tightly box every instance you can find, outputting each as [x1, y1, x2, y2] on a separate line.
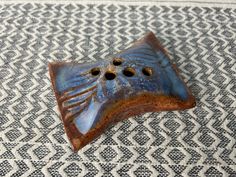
[113, 58, 123, 66]
[123, 67, 135, 77]
[142, 67, 153, 76]
[90, 67, 100, 76]
[105, 71, 116, 80]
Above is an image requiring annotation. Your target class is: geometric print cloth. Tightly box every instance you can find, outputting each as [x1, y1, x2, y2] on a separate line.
[0, 2, 236, 177]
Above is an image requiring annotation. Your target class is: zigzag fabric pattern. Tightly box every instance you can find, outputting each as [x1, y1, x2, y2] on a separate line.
[0, 3, 236, 177]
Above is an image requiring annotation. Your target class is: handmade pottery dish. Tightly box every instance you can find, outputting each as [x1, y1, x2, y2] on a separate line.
[49, 32, 196, 151]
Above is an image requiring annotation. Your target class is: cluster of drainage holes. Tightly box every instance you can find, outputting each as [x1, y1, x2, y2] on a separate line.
[90, 59, 153, 80]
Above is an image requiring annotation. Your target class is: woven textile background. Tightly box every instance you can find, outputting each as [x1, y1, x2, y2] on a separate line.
[0, 1, 236, 176]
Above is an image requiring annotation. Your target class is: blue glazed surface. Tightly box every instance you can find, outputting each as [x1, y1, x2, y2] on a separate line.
[54, 42, 189, 134]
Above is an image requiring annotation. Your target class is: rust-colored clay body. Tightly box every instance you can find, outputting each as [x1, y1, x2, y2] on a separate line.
[49, 32, 196, 151]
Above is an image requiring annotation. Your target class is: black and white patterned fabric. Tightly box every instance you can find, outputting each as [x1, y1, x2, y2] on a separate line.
[0, 2, 236, 177]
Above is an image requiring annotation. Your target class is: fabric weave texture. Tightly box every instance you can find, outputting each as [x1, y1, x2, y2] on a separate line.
[0, 2, 236, 177]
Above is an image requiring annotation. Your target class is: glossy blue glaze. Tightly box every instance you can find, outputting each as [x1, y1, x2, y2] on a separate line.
[53, 40, 189, 134]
